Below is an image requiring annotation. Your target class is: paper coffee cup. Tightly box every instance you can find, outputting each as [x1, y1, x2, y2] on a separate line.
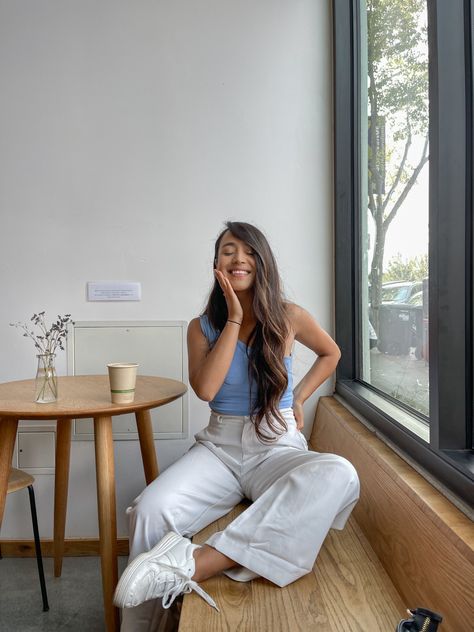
[107, 363, 138, 404]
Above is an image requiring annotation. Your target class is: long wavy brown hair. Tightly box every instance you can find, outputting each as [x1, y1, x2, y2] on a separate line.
[203, 221, 290, 441]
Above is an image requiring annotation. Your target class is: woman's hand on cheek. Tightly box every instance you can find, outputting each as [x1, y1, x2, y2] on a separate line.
[292, 401, 304, 431]
[214, 270, 244, 323]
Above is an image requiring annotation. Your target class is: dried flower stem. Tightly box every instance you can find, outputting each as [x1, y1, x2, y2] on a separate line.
[10, 312, 73, 356]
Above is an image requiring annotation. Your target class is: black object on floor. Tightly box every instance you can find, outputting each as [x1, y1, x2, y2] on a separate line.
[397, 607, 443, 632]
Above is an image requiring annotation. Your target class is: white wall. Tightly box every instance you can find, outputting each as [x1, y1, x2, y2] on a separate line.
[0, 0, 334, 538]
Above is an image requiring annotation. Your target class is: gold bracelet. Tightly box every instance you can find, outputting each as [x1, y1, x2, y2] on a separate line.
[227, 319, 242, 326]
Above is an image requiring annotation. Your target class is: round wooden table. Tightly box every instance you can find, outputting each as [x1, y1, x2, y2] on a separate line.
[0, 375, 187, 632]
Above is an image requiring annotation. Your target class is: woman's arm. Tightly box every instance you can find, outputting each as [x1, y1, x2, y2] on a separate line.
[187, 317, 241, 401]
[188, 269, 244, 402]
[288, 303, 341, 430]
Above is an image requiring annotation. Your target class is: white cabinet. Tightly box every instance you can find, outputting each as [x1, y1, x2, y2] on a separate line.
[18, 432, 56, 469]
[67, 321, 188, 440]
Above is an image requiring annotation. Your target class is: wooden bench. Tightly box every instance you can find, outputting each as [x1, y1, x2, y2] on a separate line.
[178, 399, 408, 631]
[312, 397, 473, 632]
[179, 509, 405, 631]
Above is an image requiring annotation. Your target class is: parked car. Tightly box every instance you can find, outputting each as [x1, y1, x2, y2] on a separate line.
[381, 281, 423, 304]
[407, 290, 423, 307]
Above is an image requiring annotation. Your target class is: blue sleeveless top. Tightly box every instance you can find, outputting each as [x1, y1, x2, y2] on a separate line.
[199, 315, 293, 416]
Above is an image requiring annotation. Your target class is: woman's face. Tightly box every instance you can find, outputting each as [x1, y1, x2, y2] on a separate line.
[215, 231, 256, 292]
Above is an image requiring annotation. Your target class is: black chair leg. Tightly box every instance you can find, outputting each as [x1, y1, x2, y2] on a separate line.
[27, 485, 49, 612]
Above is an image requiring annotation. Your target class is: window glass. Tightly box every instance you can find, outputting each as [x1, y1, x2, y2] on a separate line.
[359, 0, 429, 420]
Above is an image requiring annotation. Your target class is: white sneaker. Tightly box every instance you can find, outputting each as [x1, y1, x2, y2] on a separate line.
[113, 532, 219, 611]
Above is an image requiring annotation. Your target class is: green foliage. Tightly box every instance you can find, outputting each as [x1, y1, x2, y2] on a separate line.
[383, 253, 428, 283]
[368, 0, 428, 137]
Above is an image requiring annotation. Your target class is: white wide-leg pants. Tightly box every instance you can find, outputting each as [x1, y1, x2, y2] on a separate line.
[121, 409, 359, 631]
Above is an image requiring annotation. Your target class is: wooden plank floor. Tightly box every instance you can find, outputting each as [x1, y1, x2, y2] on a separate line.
[178, 505, 406, 631]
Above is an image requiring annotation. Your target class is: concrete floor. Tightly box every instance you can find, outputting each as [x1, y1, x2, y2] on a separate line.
[0, 555, 127, 631]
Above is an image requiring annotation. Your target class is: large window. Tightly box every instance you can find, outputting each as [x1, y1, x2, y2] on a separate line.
[334, 0, 473, 506]
[361, 1, 429, 423]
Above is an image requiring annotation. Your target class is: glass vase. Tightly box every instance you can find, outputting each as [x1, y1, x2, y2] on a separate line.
[35, 353, 58, 403]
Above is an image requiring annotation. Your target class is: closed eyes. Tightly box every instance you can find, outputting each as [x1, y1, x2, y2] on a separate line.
[222, 250, 255, 256]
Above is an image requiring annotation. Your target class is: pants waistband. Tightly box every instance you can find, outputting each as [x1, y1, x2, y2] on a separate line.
[210, 408, 294, 423]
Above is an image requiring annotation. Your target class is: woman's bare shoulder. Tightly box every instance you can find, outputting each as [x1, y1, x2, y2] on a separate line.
[285, 303, 321, 338]
[188, 316, 202, 330]
[187, 317, 211, 361]
[285, 302, 307, 324]
[187, 317, 205, 342]
[284, 302, 305, 349]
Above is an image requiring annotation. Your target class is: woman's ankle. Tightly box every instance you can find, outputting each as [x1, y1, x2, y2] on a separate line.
[191, 546, 205, 581]
[192, 545, 238, 582]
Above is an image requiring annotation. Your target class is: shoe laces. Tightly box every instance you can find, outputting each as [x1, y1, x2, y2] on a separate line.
[150, 563, 219, 612]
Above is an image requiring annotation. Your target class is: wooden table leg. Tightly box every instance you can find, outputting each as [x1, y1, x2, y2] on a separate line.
[54, 417, 72, 577]
[0, 417, 19, 527]
[93, 415, 119, 632]
[135, 409, 159, 484]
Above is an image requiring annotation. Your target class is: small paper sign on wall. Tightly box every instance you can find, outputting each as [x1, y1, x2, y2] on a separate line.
[87, 281, 142, 301]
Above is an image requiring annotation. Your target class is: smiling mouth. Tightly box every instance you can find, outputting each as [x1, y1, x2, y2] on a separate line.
[229, 270, 250, 277]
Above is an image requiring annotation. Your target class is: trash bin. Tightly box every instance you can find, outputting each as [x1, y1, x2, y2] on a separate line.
[377, 304, 412, 355]
[422, 317, 429, 361]
[411, 305, 423, 359]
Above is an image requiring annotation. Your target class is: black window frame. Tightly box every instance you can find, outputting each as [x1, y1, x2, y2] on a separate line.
[333, 0, 474, 507]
